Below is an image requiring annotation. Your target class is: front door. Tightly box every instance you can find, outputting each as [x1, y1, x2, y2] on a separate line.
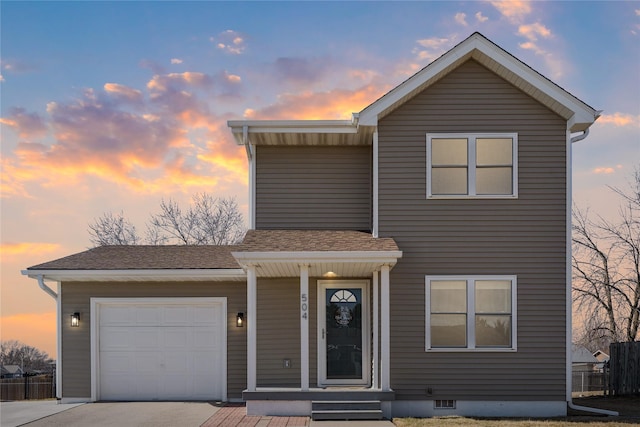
[318, 280, 369, 386]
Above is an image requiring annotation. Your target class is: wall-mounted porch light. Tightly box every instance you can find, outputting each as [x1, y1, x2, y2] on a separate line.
[71, 312, 80, 327]
[236, 312, 244, 327]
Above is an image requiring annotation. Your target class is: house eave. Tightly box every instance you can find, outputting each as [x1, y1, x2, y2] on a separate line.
[227, 118, 374, 146]
[231, 250, 402, 278]
[21, 269, 247, 282]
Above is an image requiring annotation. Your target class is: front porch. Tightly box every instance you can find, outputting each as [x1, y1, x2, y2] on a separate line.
[232, 230, 402, 418]
[243, 388, 396, 419]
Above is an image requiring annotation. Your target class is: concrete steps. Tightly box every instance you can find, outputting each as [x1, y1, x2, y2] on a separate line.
[311, 400, 383, 421]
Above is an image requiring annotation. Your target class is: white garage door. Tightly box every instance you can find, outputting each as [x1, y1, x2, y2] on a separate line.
[96, 298, 225, 401]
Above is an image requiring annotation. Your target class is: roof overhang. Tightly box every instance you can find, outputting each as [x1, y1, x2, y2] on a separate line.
[358, 33, 599, 133]
[232, 250, 402, 278]
[227, 117, 376, 147]
[21, 269, 247, 282]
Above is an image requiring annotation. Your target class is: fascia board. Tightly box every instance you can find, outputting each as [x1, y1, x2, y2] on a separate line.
[358, 33, 597, 128]
[231, 250, 403, 264]
[22, 269, 247, 282]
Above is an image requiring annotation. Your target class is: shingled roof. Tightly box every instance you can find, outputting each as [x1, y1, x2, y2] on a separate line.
[27, 245, 241, 270]
[235, 230, 399, 252]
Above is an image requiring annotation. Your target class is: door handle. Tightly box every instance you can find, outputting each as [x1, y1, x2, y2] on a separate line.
[322, 328, 325, 339]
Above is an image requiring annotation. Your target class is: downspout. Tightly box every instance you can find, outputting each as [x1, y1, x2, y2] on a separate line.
[36, 274, 58, 299]
[570, 128, 589, 144]
[565, 126, 619, 417]
[243, 125, 256, 230]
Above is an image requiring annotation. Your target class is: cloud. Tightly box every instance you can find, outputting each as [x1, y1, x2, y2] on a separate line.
[104, 83, 143, 104]
[243, 82, 389, 120]
[0, 107, 48, 138]
[597, 113, 640, 127]
[455, 12, 468, 26]
[171, 58, 183, 64]
[1, 58, 38, 74]
[211, 30, 247, 55]
[475, 12, 489, 23]
[413, 36, 456, 62]
[2, 69, 248, 197]
[518, 22, 552, 41]
[593, 165, 624, 175]
[0, 242, 60, 260]
[489, 0, 531, 23]
[273, 57, 331, 85]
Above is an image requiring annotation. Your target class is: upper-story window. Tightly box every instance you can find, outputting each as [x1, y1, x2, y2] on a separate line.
[426, 133, 518, 198]
[425, 275, 517, 352]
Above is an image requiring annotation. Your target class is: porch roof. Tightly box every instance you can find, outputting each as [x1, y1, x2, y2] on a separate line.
[232, 230, 402, 278]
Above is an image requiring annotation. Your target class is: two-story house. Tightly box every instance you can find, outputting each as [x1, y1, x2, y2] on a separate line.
[23, 33, 599, 419]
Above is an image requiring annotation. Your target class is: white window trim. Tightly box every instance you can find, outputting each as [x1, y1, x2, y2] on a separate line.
[426, 133, 518, 199]
[425, 275, 517, 352]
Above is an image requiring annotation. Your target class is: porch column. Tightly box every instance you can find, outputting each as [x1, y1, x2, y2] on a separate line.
[372, 270, 379, 389]
[247, 265, 257, 391]
[300, 264, 310, 391]
[381, 264, 391, 391]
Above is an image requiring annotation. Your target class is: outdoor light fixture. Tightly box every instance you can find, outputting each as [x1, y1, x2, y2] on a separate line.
[71, 312, 80, 327]
[236, 312, 244, 327]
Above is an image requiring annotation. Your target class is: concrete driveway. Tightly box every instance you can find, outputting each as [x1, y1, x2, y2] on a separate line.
[1, 401, 220, 427]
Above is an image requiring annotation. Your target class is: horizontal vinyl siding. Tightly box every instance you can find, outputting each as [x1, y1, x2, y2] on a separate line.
[255, 145, 371, 230]
[60, 282, 246, 400]
[378, 60, 567, 401]
[255, 278, 319, 388]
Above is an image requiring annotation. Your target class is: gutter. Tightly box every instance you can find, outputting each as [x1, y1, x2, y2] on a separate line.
[31, 273, 58, 299]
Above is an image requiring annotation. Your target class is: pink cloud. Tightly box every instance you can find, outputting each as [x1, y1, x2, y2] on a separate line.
[244, 82, 388, 120]
[518, 22, 552, 41]
[413, 36, 456, 62]
[211, 30, 247, 55]
[455, 12, 468, 26]
[0, 107, 48, 138]
[598, 113, 640, 127]
[2, 69, 248, 197]
[489, 0, 532, 23]
[593, 165, 624, 175]
[104, 83, 143, 104]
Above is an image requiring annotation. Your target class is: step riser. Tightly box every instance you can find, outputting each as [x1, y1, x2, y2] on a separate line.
[311, 400, 383, 421]
[312, 412, 383, 421]
[313, 402, 380, 411]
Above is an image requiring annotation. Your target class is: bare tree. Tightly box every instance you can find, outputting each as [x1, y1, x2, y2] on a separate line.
[89, 194, 245, 246]
[572, 168, 640, 345]
[0, 340, 53, 373]
[88, 211, 139, 246]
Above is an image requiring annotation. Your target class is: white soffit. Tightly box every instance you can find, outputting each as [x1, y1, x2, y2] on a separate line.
[232, 250, 402, 278]
[23, 269, 247, 282]
[358, 33, 598, 132]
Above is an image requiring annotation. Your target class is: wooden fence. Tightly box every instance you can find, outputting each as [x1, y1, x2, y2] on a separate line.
[608, 341, 640, 396]
[0, 374, 55, 401]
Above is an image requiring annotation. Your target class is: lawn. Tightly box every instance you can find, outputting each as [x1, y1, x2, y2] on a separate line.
[392, 396, 640, 426]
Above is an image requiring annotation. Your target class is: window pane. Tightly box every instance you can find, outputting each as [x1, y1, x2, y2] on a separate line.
[476, 315, 511, 347]
[476, 138, 512, 166]
[475, 280, 511, 313]
[476, 167, 512, 195]
[431, 280, 467, 313]
[431, 168, 468, 195]
[431, 314, 467, 347]
[431, 138, 468, 166]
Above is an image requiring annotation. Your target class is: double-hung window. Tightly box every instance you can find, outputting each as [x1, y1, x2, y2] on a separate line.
[426, 133, 518, 198]
[425, 276, 517, 351]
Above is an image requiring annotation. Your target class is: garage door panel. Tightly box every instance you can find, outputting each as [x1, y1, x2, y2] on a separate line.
[97, 300, 225, 401]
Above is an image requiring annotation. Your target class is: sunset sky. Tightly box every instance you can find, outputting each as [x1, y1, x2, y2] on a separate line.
[1, 1, 639, 359]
